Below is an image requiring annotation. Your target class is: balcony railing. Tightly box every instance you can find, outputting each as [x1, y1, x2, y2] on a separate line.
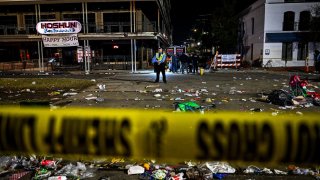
[0, 21, 157, 35]
[89, 21, 157, 33]
[0, 25, 18, 35]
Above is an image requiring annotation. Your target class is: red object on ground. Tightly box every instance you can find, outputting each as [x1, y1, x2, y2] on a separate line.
[307, 91, 320, 99]
[289, 75, 301, 87]
[289, 75, 308, 88]
[40, 160, 55, 167]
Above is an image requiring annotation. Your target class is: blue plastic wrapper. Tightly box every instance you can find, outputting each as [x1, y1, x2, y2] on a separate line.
[213, 173, 227, 179]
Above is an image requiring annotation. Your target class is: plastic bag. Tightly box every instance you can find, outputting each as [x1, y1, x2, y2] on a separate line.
[174, 102, 201, 112]
[204, 162, 236, 174]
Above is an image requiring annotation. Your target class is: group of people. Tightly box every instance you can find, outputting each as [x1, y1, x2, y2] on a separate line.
[152, 47, 204, 83]
[176, 52, 201, 74]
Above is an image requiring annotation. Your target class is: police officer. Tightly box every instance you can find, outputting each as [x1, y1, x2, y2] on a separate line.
[152, 47, 167, 83]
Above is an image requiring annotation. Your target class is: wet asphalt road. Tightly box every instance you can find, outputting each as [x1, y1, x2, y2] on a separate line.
[50, 69, 320, 114]
[0, 69, 319, 179]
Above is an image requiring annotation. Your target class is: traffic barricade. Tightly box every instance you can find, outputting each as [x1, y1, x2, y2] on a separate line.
[215, 54, 241, 69]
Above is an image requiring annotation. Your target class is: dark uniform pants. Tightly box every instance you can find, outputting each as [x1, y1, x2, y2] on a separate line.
[154, 63, 166, 82]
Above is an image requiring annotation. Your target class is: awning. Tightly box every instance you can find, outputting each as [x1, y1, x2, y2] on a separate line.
[265, 32, 312, 43]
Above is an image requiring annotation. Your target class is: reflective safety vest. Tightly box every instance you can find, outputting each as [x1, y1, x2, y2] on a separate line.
[156, 53, 165, 62]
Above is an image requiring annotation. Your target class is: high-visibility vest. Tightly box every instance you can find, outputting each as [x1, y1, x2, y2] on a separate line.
[156, 53, 165, 62]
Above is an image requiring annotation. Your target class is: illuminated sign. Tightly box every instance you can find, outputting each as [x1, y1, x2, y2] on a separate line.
[36, 21, 82, 34]
[166, 48, 174, 55]
[176, 48, 184, 55]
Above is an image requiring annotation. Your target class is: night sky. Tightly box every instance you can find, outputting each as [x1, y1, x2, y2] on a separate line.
[171, 0, 257, 44]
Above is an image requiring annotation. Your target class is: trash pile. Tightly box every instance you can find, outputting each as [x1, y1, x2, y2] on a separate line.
[0, 156, 95, 179]
[0, 156, 319, 179]
[131, 162, 319, 179]
[265, 75, 320, 108]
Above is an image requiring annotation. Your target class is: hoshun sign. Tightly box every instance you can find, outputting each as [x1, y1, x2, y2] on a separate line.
[36, 21, 82, 35]
[36, 21, 82, 47]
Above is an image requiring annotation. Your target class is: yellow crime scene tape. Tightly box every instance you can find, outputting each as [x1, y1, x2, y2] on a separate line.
[0, 107, 319, 165]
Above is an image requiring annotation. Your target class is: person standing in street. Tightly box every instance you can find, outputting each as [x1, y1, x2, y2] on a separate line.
[192, 53, 199, 74]
[188, 53, 193, 73]
[166, 54, 172, 72]
[171, 53, 178, 73]
[152, 47, 167, 83]
[315, 50, 320, 73]
[179, 53, 189, 74]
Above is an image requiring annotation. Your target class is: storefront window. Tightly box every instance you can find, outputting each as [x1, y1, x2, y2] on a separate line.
[282, 42, 293, 61]
[297, 42, 308, 60]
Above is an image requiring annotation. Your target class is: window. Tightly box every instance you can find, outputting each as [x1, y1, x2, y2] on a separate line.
[282, 42, 293, 60]
[40, 14, 56, 21]
[283, 11, 295, 31]
[63, 14, 82, 22]
[285, 0, 320, 2]
[24, 15, 37, 34]
[285, 0, 301, 2]
[111, 26, 120, 32]
[104, 13, 130, 22]
[24, 15, 36, 25]
[299, 11, 310, 31]
[298, 42, 308, 60]
[242, 22, 245, 34]
[0, 16, 17, 35]
[251, 18, 254, 35]
[104, 13, 130, 33]
[251, 44, 254, 60]
[63, 13, 95, 24]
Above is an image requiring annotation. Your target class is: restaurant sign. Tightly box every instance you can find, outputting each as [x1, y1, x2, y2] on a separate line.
[36, 21, 82, 34]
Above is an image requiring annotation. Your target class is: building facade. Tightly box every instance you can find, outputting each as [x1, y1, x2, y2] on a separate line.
[239, 0, 320, 68]
[0, 0, 172, 71]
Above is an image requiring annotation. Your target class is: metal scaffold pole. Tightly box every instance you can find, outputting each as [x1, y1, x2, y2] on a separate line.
[37, 41, 41, 72]
[130, 1, 134, 73]
[133, 0, 137, 72]
[85, 2, 90, 74]
[38, 4, 44, 73]
[40, 41, 44, 72]
[82, 2, 87, 73]
[35, 4, 41, 72]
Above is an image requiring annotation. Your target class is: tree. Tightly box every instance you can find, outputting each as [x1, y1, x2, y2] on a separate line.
[310, 3, 320, 41]
[188, 15, 214, 54]
[207, 0, 238, 53]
